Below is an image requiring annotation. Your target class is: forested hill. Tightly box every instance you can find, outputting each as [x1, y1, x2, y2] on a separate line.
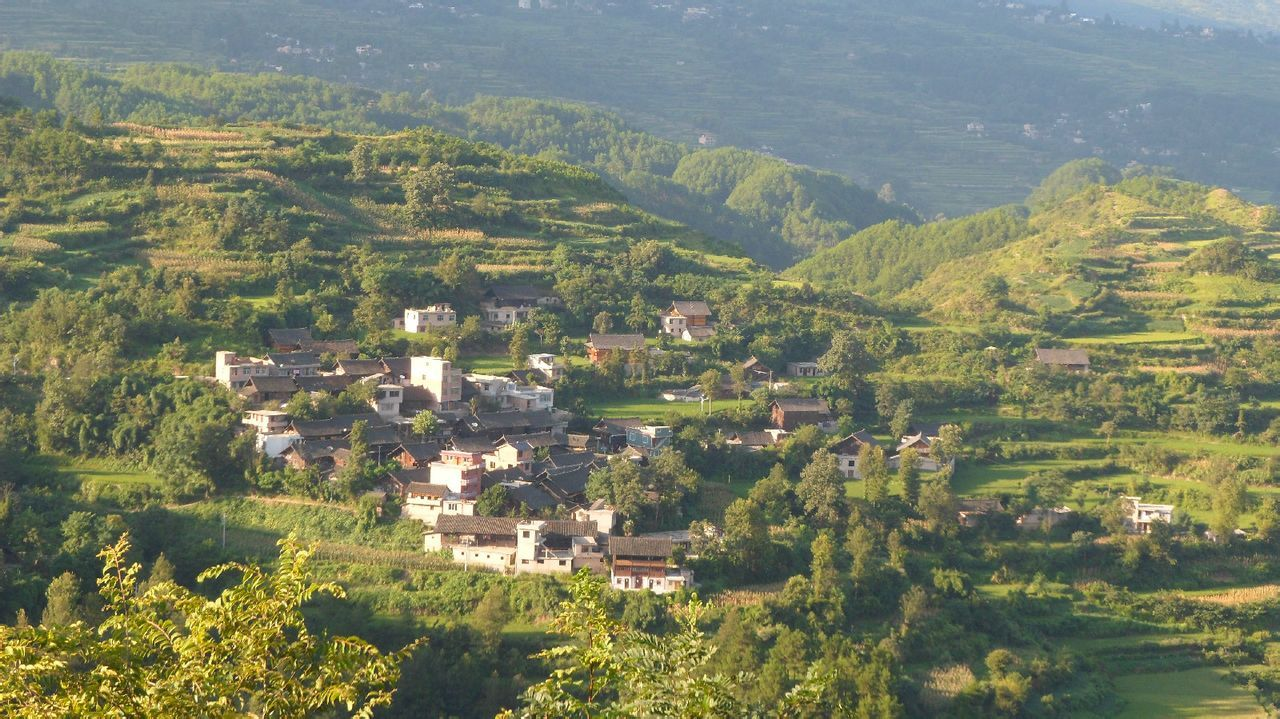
[4, 1, 1280, 216]
[789, 160, 1280, 353]
[0, 53, 915, 267]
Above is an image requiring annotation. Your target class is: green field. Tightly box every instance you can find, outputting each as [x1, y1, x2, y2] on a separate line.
[1069, 331, 1202, 346]
[55, 457, 158, 487]
[1114, 667, 1264, 719]
[584, 395, 711, 421]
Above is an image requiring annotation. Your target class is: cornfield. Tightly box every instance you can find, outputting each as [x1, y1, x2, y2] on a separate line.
[6, 235, 60, 255]
[112, 122, 244, 142]
[1185, 584, 1280, 606]
[919, 664, 976, 711]
[141, 249, 266, 279]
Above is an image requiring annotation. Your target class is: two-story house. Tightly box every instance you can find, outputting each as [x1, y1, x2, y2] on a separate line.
[659, 301, 715, 342]
[404, 304, 457, 333]
[480, 285, 560, 332]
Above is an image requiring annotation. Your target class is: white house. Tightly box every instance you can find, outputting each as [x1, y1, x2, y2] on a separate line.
[404, 304, 457, 333]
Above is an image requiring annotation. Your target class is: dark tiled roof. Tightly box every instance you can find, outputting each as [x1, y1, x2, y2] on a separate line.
[588, 334, 646, 351]
[405, 481, 449, 498]
[289, 413, 387, 439]
[266, 352, 320, 367]
[267, 328, 313, 346]
[381, 357, 412, 379]
[666, 301, 711, 317]
[337, 359, 387, 376]
[1034, 348, 1090, 366]
[505, 482, 559, 511]
[242, 376, 299, 394]
[609, 536, 674, 559]
[593, 417, 644, 435]
[771, 398, 831, 414]
[958, 498, 1005, 513]
[830, 429, 879, 454]
[451, 436, 497, 453]
[501, 431, 560, 449]
[434, 515, 520, 536]
[541, 464, 593, 500]
[303, 339, 358, 356]
[294, 375, 356, 393]
[363, 426, 403, 447]
[729, 431, 778, 447]
[284, 440, 349, 461]
[394, 442, 441, 462]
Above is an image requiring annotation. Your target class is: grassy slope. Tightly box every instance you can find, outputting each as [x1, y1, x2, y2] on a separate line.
[1114, 667, 1265, 718]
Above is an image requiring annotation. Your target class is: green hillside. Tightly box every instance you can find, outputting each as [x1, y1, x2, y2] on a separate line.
[0, 53, 915, 267]
[791, 163, 1280, 372]
[4, 1, 1280, 216]
[0, 102, 750, 311]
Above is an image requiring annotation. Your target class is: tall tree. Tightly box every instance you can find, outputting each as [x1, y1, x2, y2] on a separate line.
[40, 572, 81, 627]
[403, 163, 455, 227]
[797, 449, 846, 526]
[348, 140, 375, 182]
[897, 446, 921, 507]
[509, 324, 531, 370]
[818, 330, 873, 393]
[859, 444, 890, 504]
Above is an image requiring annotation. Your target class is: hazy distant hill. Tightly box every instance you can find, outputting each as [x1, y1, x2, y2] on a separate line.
[3, 0, 1280, 218]
[1094, 0, 1280, 32]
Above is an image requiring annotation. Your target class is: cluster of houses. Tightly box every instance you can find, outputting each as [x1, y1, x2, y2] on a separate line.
[954, 495, 1174, 534]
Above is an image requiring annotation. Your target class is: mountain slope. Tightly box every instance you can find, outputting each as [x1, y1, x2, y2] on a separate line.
[0, 102, 750, 311]
[4, 1, 1280, 215]
[0, 53, 912, 266]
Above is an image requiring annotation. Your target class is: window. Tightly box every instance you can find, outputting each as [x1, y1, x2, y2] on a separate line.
[521, 531, 529, 539]
[559, 560, 567, 566]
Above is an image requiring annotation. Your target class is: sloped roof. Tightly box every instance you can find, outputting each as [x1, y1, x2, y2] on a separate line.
[302, 339, 358, 356]
[289, 413, 387, 439]
[433, 515, 520, 536]
[684, 325, 717, 339]
[294, 375, 356, 393]
[337, 359, 386, 377]
[451, 436, 497, 453]
[666, 301, 711, 317]
[771, 398, 832, 414]
[896, 433, 935, 452]
[609, 536, 674, 559]
[266, 352, 320, 367]
[588, 334, 646, 351]
[266, 328, 313, 346]
[957, 497, 1005, 513]
[1034, 348, 1090, 366]
[541, 464, 594, 500]
[242, 376, 298, 394]
[394, 442, 441, 462]
[380, 357, 412, 379]
[831, 429, 879, 454]
[593, 417, 645, 435]
[505, 482, 560, 511]
[728, 431, 779, 447]
[405, 481, 449, 498]
[501, 431, 560, 449]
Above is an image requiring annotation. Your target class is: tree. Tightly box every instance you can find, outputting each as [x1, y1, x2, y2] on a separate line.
[933, 424, 964, 465]
[649, 450, 700, 522]
[728, 363, 750, 401]
[796, 449, 846, 526]
[1, 534, 418, 717]
[40, 572, 81, 627]
[889, 399, 914, 440]
[348, 140, 375, 182]
[625, 293, 653, 334]
[151, 392, 247, 501]
[509, 324, 531, 369]
[476, 485, 510, 516]
[918, 477, 956, 532]
[859, 444, 890, 504]
[411, 410, 439, 439]
[809, 530, 842, 611]
[403, 164, 455, 227]
[699, 369, 722, 413]
[897, 446, 921, 507]
[1098, 420, 1118, 446]
[818, 330, 873, 393]
[722, 498, 768, 570]
[586, 459, 645, 520]
[1258, 496, 1280, 542]
[473, 584, 511, 644]
[749, 464, 792, 524]
[847, 524, 877, 584]
[592, 311, 614, 334]
[501, 570, 829, 719]
[1212, 475, 1248, 542]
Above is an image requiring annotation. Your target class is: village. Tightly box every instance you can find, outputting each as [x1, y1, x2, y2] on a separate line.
[212, 284, 1175, 593]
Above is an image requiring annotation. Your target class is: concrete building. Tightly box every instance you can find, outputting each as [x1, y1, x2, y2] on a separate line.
[406, 356, 463, 411]
[404, 304, 457, 333]
[428, 449, 484, 498]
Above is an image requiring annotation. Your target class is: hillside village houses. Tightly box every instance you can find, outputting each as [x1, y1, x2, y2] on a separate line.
[1034, 347, 1091, 373]
[659, 300, 716, 341]
[215, 290, 922, 593]
[1123, 496, 1175, 534]
[402, 303, 457, 333]
[480, 284, 561, 331]
[831, 425, 959, 479]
